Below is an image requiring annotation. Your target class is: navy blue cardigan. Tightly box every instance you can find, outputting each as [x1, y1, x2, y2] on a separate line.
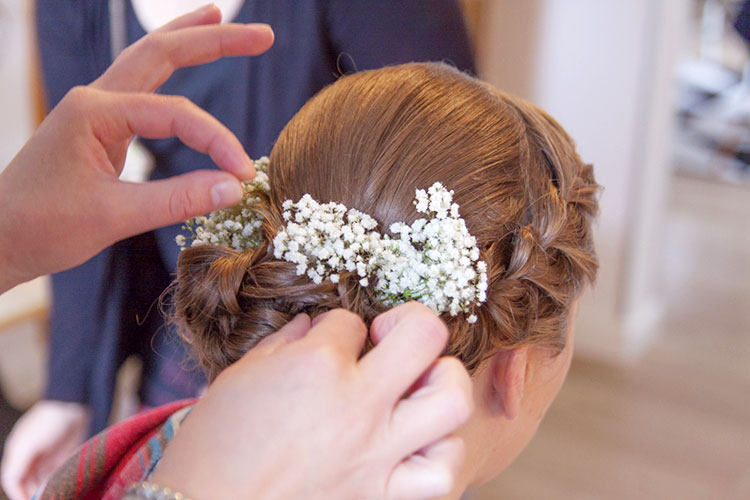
[38, 0, 474, 434]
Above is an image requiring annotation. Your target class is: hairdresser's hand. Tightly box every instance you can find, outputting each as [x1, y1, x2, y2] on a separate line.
[154, 302, 473, 500]
[0, 5, 274, 294]
[1, 401, 89, 500]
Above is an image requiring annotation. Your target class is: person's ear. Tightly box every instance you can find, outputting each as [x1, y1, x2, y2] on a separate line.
[487, 347, 528, 420]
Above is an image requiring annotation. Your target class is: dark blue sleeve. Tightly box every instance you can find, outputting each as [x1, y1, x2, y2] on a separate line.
[325, 0, 475, 74]
[37, 0, 113, 404]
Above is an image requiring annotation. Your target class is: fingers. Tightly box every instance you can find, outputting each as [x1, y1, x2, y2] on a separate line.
[1, 456, 33, 500]
[389, 357, 473, 458]
[360, 302, 450, 403]
[152, 4, 222, 33]
[1, 434, 40, 500]
[94, 22, 274, 93]
[301, 309, 368, 360]
[253, 314, 312, 355]
[89, 90, 254, 180]
[386, 436, 465, 500]
[112, 169, 243, 237]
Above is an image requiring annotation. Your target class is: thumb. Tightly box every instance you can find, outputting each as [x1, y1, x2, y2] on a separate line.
[386, 436, 465, 500]
[252, 313, 313, 356]
[112, 170, 243, 237]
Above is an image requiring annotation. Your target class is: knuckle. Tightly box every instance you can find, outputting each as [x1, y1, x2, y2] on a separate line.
[442, 387, 473, 428]
[173, 94, 191, 108]
[405, 312, 449, 350]
[63, 86, 92, 111]
[436, 361, 474, 426]
[109, 42, 136, 71]
[296, 343, 345, 377]
[168, 186, 201, 222]
[168, 95, 194, 117]
[399, 300, 434, 317]
[324, 308, 366, 330]
[424, 315, 450, 345]
[138, 32, 163, 55]
[117, 41, 138, 60]
[433, 392, 472, 432]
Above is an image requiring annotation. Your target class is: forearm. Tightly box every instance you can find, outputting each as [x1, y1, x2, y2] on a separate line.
[0, 241, 20, 294]
[0, 266, 20, 296]
[0, 170, 29, 294]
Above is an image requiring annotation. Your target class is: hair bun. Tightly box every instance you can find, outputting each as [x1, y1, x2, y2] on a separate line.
[171, 242, 387, 380]
[171, 245, 256, 379]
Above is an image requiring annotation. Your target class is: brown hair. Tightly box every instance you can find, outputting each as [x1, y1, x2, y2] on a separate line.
[171, 63, 599, 381]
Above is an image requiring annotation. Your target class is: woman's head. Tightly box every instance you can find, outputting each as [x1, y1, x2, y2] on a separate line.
[172, 62, 599, 493]
[173, 62, 598, 382]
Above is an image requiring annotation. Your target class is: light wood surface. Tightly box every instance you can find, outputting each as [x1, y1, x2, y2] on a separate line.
[474, 174, 750, 499]
[0, 277, 49, 334]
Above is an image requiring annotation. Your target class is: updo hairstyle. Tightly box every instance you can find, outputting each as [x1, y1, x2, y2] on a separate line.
[171, 63, 600, 381]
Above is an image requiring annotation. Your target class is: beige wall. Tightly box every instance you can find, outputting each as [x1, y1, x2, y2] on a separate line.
[2, 0, 691, 366]
[476, 0, 689, 362]
[0, 0, 34, 172]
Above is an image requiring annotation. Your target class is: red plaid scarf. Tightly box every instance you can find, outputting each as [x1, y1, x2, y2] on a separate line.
[32, 399, 195, 500]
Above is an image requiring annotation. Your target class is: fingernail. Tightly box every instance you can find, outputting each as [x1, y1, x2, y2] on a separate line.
[311, 310, 331, 327]
[198, 3, 219, 14]
[243, 154, 256, 181]
[211, 180, 243, 208]
[247, 22, 272, 30]
[248, 23, 274, 39]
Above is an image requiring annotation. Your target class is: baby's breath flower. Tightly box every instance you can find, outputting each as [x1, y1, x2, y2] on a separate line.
[176, 173, 487, 321]
[176, 157, 270, 251]
[272, 183, 487, 320]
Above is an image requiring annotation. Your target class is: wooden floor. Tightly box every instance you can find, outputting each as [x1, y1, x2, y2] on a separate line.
[473, 175, 750, 500]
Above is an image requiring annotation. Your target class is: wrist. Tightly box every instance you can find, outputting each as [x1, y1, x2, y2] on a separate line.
[124, 482, 195, 500]
[151, 442, 273, 500]
[0, 249, 33, 294]
[150, 464, 216, 500]
[0, 193, 22, 295]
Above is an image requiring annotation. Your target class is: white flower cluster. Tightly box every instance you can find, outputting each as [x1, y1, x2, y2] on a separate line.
[376, 183, 488, 321]
[273, 197, 380, 288]
[273, 183, 488, 322]
[176, 157, 270, 251]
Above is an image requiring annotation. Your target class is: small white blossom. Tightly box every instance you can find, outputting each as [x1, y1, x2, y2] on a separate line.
[271, 182, 487, 320]
[177, 157, 271, 251]
[178, 174, 488, 322]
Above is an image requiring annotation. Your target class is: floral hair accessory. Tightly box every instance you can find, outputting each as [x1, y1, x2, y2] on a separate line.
[272, 184, 487, 321]
[177, 159, 488, 322]
[176, 157, 269, 250]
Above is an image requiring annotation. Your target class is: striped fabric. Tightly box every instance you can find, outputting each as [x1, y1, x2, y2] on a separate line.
[33, 400, 195, 500]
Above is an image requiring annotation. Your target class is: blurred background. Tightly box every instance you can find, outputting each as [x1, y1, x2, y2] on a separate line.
[0, 1, 748, 499]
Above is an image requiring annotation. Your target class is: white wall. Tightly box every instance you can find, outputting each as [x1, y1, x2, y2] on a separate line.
[0, 0, 34, 172]
[477, 0, 689, 362]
